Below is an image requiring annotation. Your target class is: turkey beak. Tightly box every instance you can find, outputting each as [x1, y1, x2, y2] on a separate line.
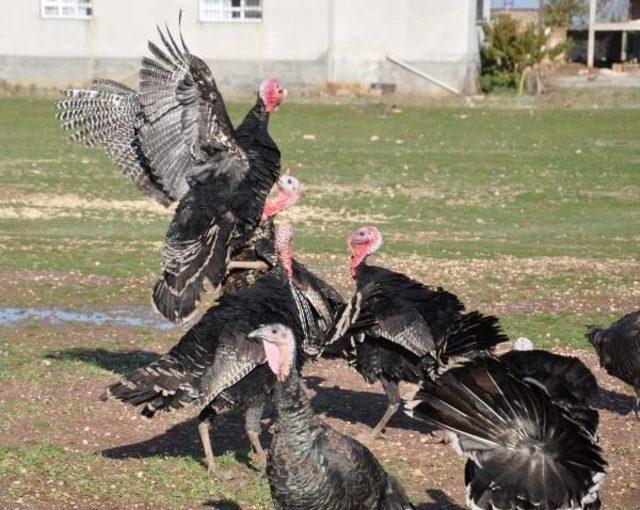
[248, 326, 272, 343]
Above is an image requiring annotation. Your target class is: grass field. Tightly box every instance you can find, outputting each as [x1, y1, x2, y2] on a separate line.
[1, 96, 639, 509]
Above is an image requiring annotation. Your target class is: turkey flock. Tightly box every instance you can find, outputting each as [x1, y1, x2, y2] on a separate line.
[55, 17, 639, 510]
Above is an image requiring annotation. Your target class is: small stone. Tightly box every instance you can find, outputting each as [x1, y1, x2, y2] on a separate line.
[302, 134, 316, 140]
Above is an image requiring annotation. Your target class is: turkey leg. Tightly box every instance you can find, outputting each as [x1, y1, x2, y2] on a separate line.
[366, 376, 400, 440]
[197, 414, 234, 480]
[244, 401, 267, 470]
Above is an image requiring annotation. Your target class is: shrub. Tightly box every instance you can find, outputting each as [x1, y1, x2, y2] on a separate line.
[480, 15, 548, 93]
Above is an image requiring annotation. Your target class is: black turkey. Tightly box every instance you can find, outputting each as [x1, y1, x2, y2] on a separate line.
[406, 358, 607, 510]
[248, 323, 414, 510]
[223, 174, 301, 292]
[102, 223, 335, 476]
[587, 309, 640, 417]
[56, 17, 287, 323]
[327, 225, 507, 439]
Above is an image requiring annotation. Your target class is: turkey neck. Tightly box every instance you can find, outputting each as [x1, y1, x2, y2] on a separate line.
[273, 368, 316, 443]
[236, 99, 280, 229]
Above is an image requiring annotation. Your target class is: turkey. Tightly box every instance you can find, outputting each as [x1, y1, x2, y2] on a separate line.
[102, 223, 335, 476]
[326, 225, 507, 439]
[405, 359, 606, 510]
[587, 309, 640, 418]
[223, 173, 301, 292]
[56, 16, 287, 323]
[500, 338, 600, 435]
[248, 323, 414, 510]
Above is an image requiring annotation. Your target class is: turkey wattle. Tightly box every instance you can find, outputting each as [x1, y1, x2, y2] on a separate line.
[249, 323, 414, 510]
[56, 17, 287, 323]
[327, 225, 507, 439]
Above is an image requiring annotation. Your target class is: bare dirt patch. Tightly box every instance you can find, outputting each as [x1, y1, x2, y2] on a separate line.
[0, 193, 173, 222]
[1, 325, 638, 509]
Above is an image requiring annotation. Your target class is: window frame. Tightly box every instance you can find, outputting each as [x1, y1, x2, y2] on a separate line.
[198, 0, 263, 23]
[41, 0, 93, 20]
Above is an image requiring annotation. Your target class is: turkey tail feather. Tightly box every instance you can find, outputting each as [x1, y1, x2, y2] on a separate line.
[438, 312, 508, 362]
[406, 359, 606, 510]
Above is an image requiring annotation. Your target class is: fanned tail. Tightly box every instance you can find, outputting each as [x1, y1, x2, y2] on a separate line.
[501, 349, 600, 435]
[406, 359, 606, 510]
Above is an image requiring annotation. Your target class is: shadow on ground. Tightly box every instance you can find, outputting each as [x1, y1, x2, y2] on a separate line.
[593, 386, 636, 416]
[101, 411, 261, 471]
[306, 376, 436, 436]
[203, 499, 242, 509]
[418, 489, 466, 510]
[45, 347, 161, 374]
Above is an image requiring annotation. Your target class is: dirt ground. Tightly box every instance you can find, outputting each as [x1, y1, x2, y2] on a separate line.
[1, 327, 638, 510]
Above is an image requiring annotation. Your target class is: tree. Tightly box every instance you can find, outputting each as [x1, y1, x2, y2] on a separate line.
[480, 15, 548, 93]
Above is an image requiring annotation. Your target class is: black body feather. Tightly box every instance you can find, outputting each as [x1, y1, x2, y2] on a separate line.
[327, 263, 507, 435]
[104, 269, 302, 417]
[500, 348, 600, 434]
[267, 364, 413, 510]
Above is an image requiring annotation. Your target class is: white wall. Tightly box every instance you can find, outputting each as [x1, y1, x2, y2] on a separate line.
[0, 0, 480, 93]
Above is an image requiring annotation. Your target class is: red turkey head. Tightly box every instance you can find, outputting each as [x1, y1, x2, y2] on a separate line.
[248, 323, 296, 381]
[261, 173, 301, 221]
[275, 222, 294, 277]
[347, 226, 382, 278]
[259, 77, 287, 113]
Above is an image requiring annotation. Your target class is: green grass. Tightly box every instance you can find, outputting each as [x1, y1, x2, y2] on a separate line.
[2, 98, 639, 262]
[0, 444, 273, 508]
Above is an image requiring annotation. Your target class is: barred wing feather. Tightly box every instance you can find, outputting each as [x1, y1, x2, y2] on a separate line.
[56, 79, 171, 205]
[138, 22, 248, 199]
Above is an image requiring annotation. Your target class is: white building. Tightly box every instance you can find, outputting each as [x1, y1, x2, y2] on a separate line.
[0, 0, 489, 94]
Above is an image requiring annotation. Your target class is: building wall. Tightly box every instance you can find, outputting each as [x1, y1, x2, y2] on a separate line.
[490, 8, 541, 27]
[0, 0, 481, 94]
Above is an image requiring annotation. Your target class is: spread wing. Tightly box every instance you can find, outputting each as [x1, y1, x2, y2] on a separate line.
[56, 79, 172, 205]
[138, 19, 249, 199]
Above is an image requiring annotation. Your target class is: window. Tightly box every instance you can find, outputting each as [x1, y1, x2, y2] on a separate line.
[199, 0, 262, 22]
[41, 0, 92, 19]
